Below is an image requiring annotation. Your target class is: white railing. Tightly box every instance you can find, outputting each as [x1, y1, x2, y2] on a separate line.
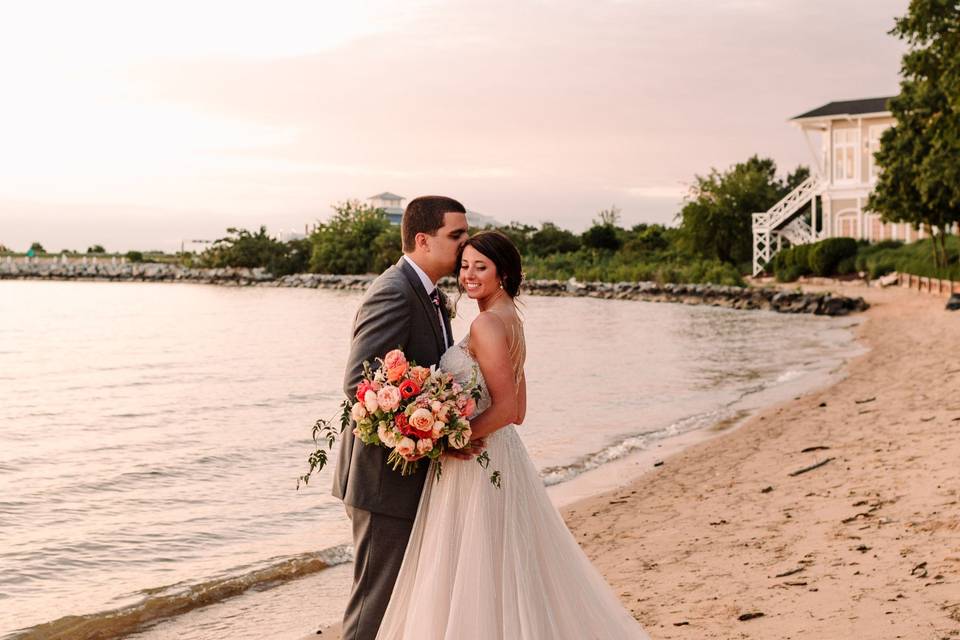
[754, 175, 822, 232]
[751, 175, 824, 275]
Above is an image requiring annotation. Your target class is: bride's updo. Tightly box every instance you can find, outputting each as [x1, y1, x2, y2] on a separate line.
[459, 231, 524, 298]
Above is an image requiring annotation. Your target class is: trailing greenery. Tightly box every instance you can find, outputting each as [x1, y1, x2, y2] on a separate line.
[774, 236, 960, 282]
[868, 0, 960, 271]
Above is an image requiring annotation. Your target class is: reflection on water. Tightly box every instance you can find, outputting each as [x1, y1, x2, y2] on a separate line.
[0, 280, 857, 637]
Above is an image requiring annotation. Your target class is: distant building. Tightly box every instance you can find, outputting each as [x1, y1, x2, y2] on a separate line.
[752, 96, 912, 275]
[368, 192, 406, 225]
[366, 192, 503, 228]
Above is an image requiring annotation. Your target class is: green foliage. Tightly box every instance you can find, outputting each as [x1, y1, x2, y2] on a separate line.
[125, 250, 144, 263]
[773, 236, 960, 282]
[678, 156, 809, 265]
[529, 223, 581, 256]
[581, 223, 623, 251]
[808, 238, 859, 277]
[29, 242, 45, 254]
[868, 0, 960, 270]
[309, 200, 399, 274]
[200, 226, 306, 276]
[87, 245, 106, 254]
[492, 222, 538, 257]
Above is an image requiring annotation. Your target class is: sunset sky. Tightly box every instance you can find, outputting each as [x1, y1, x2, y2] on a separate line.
[1, 0, 906, 253]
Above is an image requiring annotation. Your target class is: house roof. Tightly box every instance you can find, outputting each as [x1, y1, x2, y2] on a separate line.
[369, 192, 404, 201]
[791, 96, 896, 120]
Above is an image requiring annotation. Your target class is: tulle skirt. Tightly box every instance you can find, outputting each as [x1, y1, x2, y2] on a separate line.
[375, 425, 650, 640]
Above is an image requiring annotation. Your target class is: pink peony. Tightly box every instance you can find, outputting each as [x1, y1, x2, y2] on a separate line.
[416, 438, 433, 456]
[376, 385, 402, 412]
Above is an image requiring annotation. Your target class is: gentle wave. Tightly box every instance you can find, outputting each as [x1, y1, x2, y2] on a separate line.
[8, 545, 353, 640]
[540, 408, 727, 486]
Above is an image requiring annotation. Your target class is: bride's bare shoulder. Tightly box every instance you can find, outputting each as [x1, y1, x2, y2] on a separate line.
[468, 311, 509, 346]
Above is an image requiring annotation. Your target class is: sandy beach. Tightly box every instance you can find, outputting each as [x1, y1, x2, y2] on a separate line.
[316, 284, 959, 640]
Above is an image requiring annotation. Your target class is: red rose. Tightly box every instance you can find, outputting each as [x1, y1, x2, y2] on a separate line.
[398, 379, 421, 400]
[355, 380, 377, 403]
[395, 413, 412, 435]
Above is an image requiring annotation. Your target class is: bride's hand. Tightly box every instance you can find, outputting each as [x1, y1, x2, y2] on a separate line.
[444, 438, 486, 460]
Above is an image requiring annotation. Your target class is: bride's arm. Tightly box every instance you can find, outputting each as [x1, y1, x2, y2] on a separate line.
[466, 312, 519, 440]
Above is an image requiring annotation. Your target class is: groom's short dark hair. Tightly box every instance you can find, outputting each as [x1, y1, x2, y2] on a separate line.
[402, 196, 466, 252]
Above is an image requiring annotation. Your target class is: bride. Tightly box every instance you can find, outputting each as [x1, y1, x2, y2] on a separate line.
[375, 231, 650, 639]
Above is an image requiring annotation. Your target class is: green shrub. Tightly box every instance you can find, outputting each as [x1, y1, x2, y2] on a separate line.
[125, 250, 144, 263]
[808, 238, 858, 276]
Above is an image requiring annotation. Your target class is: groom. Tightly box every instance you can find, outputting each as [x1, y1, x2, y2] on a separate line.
[332, 195, 473, 640]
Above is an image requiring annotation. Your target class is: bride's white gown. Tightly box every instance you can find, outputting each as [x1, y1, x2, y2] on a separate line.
[376, 338, 650, 639]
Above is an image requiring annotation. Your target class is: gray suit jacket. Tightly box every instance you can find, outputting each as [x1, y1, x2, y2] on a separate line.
[331, 258, 453, 520]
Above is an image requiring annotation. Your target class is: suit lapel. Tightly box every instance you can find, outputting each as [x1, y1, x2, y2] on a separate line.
[398, 258, 446, 356]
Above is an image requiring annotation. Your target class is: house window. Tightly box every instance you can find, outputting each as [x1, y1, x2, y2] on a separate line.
[868, 124, 891, 182]
[833, 128, 857, 182]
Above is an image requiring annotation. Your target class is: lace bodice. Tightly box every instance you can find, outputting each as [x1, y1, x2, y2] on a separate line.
[439, 338, 492, 417]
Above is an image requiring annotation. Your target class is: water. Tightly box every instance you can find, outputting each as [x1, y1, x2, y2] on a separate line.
[0, 280, 860, 638]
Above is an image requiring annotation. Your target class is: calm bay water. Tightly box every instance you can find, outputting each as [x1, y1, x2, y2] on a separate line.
[0, 280, 859, 638]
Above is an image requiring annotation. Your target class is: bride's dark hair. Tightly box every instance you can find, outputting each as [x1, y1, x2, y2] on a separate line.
[458, 231, 524, 298]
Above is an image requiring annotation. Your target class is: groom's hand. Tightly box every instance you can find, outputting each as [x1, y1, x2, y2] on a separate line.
[445, 438, 486, 460]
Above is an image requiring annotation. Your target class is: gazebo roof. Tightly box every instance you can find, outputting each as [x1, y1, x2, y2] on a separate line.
[369, 192, 404, 201]
[791, 96, 896, 121]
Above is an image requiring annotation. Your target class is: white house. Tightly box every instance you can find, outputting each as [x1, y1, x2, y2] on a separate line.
[752, 95, 919, 275]
[368, 192, 405, 225]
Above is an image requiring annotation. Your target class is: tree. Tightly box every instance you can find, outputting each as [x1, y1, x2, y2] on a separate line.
[868, 0, 960, 270]
[200, 226, 291, 272]
[529, 222, 581, 256]
[494, 222, 538, 256]
[596, 205, 622, 227]
[87, 245, 106, 254]
[677, 156, 807, 266]
[309, 200, 395, 274]
[29, 242, 46, 254]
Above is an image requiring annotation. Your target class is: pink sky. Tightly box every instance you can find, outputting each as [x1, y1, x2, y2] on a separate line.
[0, 0, 906, 253]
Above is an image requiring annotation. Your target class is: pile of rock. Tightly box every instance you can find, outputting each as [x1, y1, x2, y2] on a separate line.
[0, 261, 869, 316]
[521, 279, 869, 316]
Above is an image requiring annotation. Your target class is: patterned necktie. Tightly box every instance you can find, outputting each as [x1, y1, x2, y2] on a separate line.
[429, 289, 449, 347]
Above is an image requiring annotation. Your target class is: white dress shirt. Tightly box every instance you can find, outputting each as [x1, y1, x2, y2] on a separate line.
[402, 255, 450, 348]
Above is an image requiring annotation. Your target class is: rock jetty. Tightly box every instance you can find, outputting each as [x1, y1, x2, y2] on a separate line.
[0, 260, 869, 316]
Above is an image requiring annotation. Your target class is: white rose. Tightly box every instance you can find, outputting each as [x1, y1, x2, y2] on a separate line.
[377, 423, 395, 447]
[363, 389, 379, 414]
[396, 437, 416, 458]
[351, 402, 367, 422]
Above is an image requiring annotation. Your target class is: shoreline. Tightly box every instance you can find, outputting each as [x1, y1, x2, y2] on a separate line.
[314, 285, 958, 639]
[562, 284, 959, 638]
[0, 263, 868, 316]
[306, 314, 865, 640]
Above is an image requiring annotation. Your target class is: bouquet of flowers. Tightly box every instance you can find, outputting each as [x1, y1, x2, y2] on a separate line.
[298, 348, 500, 489]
